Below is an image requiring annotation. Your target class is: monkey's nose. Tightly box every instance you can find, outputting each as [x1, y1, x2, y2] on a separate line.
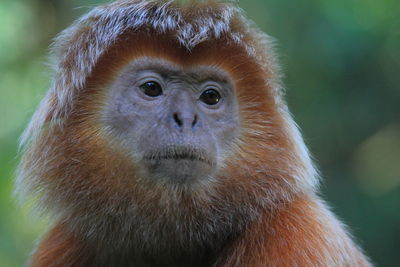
[172, 112, 198, 131]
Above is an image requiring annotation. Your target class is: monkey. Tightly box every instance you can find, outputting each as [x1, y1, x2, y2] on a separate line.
[16, 0, 372, 266]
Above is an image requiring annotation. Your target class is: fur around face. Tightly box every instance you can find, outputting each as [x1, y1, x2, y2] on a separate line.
[17, 0, 318, 207]
[19, 0, 316, 193]
[15, 0, 371, 266]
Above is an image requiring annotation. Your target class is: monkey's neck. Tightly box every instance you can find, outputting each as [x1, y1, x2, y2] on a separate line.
[34, 221, 232, 267]
[109, 247, 222, 267]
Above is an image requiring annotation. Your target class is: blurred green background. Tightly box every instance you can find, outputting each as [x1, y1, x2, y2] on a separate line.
[0, 0, 399, 266]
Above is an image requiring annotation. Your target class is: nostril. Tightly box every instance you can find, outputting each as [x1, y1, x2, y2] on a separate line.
[173, 113, 182, 127]
[192, 115, 197, 127]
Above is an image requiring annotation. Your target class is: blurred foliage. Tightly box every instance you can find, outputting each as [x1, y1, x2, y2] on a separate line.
[0, 0, 399, 266]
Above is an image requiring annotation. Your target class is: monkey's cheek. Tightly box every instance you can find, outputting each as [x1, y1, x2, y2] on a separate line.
[143, 159, 215, 185]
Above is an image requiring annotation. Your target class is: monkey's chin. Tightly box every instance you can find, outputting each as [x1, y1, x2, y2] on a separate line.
[142, 159, 215, 185]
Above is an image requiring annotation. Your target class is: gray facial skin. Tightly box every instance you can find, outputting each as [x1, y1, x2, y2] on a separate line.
[102, 57, 240, 185]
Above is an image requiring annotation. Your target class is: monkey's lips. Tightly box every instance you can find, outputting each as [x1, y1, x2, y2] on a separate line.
[143, 147, 213, 164]
[141, 146, 215, 183]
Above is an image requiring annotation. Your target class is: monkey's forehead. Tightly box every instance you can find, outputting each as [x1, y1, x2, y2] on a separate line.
[120, 57, 233, 84]
[52, 0, 276, 90]
[88, 31, 260, 86]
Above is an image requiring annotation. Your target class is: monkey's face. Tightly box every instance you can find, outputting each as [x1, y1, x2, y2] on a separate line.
[102, 57, 240, 185]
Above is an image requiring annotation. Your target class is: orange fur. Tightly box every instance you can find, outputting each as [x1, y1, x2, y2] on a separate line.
[30, 224, 94, 267]
[17, 1, 371, 266]
[215, 194, 370, 267]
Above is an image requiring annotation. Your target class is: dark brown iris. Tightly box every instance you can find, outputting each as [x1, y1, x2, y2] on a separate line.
[200, 89, 221, 105]
[140, 81, 163, 97]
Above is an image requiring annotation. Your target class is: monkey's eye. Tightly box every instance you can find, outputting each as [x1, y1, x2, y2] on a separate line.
[200, 89, 221, 105]
[139, 81, 163, 97]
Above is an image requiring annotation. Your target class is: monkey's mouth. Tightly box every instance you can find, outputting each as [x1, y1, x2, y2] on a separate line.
[142, 146, 214, 166]
[142, 146, 217, 185]
[141, 146, 216, 183]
